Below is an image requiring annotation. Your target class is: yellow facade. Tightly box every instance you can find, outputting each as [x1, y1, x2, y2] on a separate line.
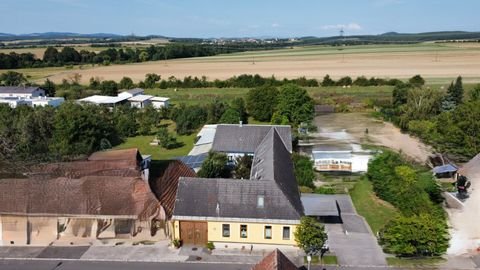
[173, 220, 297, 246]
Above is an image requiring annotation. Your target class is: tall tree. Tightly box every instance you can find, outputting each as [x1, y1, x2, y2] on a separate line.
[447, 76, 464, 106]
[0, 71, 27, 86]
[294, 217, 328, 255]
[246, 86, 279, 122]
[43, 46, 59, 63]
[42, 78, 56, 97]
[197, 151, 231, 178]
[119, 76, 135, 89]
[275, 84, 314, 126]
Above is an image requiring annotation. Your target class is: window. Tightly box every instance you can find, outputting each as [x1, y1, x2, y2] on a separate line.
[283, 226, 290, 240]
[222, 224, 230, 237]
[228, 155, 234, 162]
[257, 195, 265, 208]
[240, 225, 248, 238]
[264, 226, 272, 239]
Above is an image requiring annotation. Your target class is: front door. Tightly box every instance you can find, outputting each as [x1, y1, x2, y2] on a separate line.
[180, 221, 208, 246]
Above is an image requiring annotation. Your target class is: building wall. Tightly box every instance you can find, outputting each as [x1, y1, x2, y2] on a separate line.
[173, 220, 297, 246]
[152, 100, 169, 109]
[208, 221, 297, 246]
[1, 216, 28, 245]
[28, 217, 58, 245]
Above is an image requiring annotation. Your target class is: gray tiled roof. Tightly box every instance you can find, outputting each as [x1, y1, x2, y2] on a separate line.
[123, 88, 144, 95]
[0, 86, 43, 94]
[173, 178, 301, 220]
[212, 124, 292, 153]
[174, 128, 303, 221]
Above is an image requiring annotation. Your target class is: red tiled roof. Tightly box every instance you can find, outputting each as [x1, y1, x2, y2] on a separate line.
[150, 160, 197, 218]
[0, 176, 160, 220]
[88, 148, 141, 162]
[252, 249, 298, 270]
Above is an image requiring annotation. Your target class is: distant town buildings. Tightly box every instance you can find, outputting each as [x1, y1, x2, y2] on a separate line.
[312, 144, 374, 173]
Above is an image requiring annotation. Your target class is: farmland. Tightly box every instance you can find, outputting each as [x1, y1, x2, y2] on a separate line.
[8, 42, 480, 84]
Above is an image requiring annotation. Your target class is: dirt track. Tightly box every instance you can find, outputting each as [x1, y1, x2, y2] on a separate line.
[45, 49, 480, 84]
[314, 113, 433, 163]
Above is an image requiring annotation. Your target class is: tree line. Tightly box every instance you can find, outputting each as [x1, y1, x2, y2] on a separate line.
[380, 75, 480, 161]
[0, 42, 287, 69]
[367, 151, 448, 257]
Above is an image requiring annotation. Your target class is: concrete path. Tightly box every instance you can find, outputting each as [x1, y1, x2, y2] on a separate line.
[325, 195, 388, 267]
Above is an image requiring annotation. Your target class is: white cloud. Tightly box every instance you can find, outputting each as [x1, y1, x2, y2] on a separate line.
[321, 23, 362, 31]
[271, 23, 280, 28]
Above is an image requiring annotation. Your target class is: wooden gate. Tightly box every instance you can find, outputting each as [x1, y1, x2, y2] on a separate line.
[180, 221, 207, 246]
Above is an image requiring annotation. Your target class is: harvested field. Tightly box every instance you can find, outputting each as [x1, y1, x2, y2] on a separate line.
[10, 43, 480, 84]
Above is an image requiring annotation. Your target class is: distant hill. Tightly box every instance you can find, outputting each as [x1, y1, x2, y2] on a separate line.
[298, 31, 480, 45]
[0, 32, 127, 41]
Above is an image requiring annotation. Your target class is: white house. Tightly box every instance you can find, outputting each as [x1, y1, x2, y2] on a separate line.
[30, 97, 65, 108]
[312, 144, 373, 173]
[151, 97, 170, 109]
[128, 95, 153, 109]
[118, 88, 144, 99]
[0, 86, 45, 99]
[0, 98, 31, 108]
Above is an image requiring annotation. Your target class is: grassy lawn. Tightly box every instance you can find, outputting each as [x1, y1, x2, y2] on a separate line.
[304, 255, 338, 265]
[349, 178, 399, 234]
[114, 120, 196, 161]
[386, 257, 445, 267]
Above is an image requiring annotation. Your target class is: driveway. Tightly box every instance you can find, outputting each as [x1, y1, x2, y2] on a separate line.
[325, 195, 387, 267]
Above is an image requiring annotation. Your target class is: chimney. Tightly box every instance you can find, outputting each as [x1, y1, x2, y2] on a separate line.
[239, 121, 243, 127]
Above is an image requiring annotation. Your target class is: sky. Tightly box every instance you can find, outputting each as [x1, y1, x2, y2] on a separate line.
[1, 0, 479, 38]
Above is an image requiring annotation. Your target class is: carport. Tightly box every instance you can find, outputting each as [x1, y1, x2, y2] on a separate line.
[300, 193, 341, 223]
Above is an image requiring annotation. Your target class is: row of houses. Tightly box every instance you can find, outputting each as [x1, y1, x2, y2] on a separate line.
[0, 86, 64, 108]
[78, 88, 170, 109]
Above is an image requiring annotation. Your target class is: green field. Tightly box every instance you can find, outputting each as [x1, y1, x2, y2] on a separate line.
[350, 178, 399, 234]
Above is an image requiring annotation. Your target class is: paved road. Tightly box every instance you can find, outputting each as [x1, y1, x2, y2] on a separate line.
[0, 260, 252, 270]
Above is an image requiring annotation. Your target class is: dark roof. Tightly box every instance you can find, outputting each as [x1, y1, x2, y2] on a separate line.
[121, 88, 144, 95]
[0, 176, 160, 220]
[301, 194, 340, 217]
[212, 124, 292, 153]
[432, 164, 458, 174]
[175, 153, 208, 170]
[250, 128, 304, 216]
[252, 249, 298, 270]
[174, 178, 301, 220]
[150, 160, 197, 218]
[174, 128, 303, 221]
[0, 86, 44, 94]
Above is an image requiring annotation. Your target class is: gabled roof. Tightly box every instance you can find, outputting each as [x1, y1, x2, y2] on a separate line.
[174, 128, 303, 221]
[0, 176, 160, 220]
[150, 160, 197, 218]
[173, 177, 301, 221]
[252, 249, 298, 270]
[88, 148, 142, 163]
[250, 128, 304, 216]
[212, 124, 292, 153]
[0, 86, 44, 94]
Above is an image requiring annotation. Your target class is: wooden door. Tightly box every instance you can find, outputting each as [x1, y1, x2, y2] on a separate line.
[180, 221, 207, 246]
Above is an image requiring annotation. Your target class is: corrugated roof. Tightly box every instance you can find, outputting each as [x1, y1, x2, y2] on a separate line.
[432, 164, 458, 174]
[212, 124, 292, 153]
[128, 94, 153, 102]
[78, 95, 129, 104]
[252, 249, 298, 270]
[151, 97, 170, 102]
[0, 86, 43, 94]
[0, 176, 160, 220]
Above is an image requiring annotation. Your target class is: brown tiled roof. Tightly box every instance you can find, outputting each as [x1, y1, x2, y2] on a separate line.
[252, 249, 298, 270]
[0, 176, 160, 220]
[29, 159, 140, 180]
[150, 160, 196, 218]
[88, 148, 141, 163]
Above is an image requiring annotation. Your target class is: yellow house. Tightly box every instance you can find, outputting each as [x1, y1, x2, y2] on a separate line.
[172, 128, 304, 248]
